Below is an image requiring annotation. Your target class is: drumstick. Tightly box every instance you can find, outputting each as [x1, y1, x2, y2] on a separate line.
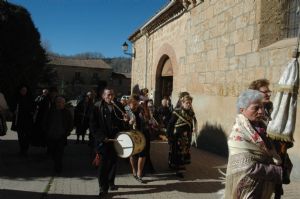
[106, 139, 119, 142]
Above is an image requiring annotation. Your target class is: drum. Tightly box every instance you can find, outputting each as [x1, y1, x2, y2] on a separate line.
[114, 130, 146, 158]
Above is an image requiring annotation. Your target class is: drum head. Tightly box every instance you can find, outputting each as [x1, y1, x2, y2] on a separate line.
[114, 133, 134, 158]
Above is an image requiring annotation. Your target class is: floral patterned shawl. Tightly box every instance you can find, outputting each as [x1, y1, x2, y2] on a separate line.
[225, 114, 281, 199]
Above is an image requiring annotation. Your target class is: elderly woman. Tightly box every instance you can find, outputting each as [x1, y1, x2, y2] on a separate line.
[225, 89, 282, 199]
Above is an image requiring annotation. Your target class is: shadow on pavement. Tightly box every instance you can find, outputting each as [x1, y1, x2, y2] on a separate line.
[196, 122, 229, 157]
[0, 136, 140, 180]
[0, 138, 132, 179]
[0, 189, 101, 199]
[0, 139, 52, 179]
[0, 189, 43, 199]
[111, 181, 223, 197]
[149, 141, 227, 181]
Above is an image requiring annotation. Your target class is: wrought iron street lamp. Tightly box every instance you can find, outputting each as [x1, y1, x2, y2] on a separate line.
[122, 42, 135, 58]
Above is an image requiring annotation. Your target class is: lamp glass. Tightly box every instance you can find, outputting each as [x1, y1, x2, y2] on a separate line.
[122, 42, 128, 51]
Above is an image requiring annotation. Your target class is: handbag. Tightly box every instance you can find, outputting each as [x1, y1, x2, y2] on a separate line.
[92, 153, 101, 168]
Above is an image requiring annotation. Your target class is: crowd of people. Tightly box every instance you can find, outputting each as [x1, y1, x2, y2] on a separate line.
[0, 78, 294, 199]
[89, 87, 192, 197]
[0, 85, 184, 197]
[9, 86, 74, 173]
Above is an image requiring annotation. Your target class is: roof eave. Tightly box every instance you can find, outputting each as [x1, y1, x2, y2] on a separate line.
[128, 0, 178, 42]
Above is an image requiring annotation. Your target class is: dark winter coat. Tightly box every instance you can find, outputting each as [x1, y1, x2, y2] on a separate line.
[11, 95, 34, 132]
[89, 100, 125, 154]
[43, 107, 73, 140]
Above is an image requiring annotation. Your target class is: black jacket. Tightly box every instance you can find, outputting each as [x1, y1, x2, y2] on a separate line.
[43, 108, 73, 139]
[90, 100, 125, 144]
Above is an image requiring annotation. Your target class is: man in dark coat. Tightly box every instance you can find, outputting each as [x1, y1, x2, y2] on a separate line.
[11, 85, 34, 156]
[44, 96, 73, 173]
[90, 88, 128, 198]
[74, 94, 93, 144]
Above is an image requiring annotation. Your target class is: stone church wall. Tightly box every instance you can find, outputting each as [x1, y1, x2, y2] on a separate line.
[131, 0, 300, 177]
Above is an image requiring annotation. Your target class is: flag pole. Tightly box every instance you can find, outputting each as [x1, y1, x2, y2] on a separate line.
[295, 1, 300, 56]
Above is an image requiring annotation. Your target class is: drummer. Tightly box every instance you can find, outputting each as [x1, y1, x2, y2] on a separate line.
[125, 94, 149, 184]
[90, 88, 128, 197]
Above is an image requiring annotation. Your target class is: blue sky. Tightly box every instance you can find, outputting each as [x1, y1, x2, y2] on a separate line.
[9, 0, 168, 57]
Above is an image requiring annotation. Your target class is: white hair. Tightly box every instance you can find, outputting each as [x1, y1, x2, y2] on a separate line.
[236, 89, 263, 113]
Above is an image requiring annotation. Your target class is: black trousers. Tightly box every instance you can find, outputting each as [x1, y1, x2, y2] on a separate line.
[17, 130, 30, 154]
[98, 144, 117, 192]
[47, 138, 65, 172]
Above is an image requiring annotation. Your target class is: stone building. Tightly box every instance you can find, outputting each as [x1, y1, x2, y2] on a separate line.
[129, 0, 300, 175]
[48, 56, 112, 99]
[111, 72, 131, 97]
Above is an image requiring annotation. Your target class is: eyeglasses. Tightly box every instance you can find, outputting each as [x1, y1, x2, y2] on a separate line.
[259, 90, 272, 95]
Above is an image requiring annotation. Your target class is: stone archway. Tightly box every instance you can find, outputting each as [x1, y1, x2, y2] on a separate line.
[155, 55, 173, 106]
[154, 43, 177, 106]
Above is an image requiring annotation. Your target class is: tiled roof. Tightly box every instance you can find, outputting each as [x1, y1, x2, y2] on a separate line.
[48, 56, 112, 69]
[112, 72, 131, 79]
[129, 0, 185, 41]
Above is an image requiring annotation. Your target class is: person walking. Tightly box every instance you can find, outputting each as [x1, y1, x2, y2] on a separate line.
[11, 85, 34, 156]
[44, 96, 73, 174]
[224, 89, 282, 198]
[89, 88, 128, 198]
[125, 94, 149, 183]
[249, 79, 293, 198]
[74, 94, 93, 144]
[167, 94, 196, 178]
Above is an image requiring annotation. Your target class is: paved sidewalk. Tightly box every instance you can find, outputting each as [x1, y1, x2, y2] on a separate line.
[0, 125, 299, 199]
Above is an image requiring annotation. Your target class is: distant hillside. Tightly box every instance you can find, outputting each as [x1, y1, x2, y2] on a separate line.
[104, 57, 131, 74]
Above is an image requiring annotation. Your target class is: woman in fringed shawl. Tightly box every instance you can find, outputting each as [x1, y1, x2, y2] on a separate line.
[249, 79, 293, 198]
[167, 94, 196, 178]
[225, 89, 282, 199]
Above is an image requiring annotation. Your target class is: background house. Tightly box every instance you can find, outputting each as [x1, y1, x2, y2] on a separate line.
[111, 72, 131, 98]
[47, 56, 132, 100]
[47, 56, 112, 99]
[104, 57, 132, 98]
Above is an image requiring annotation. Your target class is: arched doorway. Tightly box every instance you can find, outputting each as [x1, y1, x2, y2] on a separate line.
[155, 55, 173, 105]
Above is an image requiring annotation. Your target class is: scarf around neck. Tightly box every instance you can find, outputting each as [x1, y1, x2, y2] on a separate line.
[228, 114, 269, 155]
